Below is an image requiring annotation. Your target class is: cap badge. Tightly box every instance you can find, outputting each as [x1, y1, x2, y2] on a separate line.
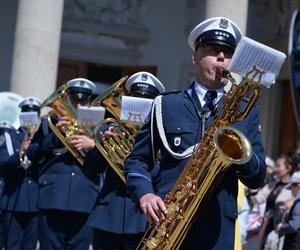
[141, 74, 148, 81]
[79, 81, 85, 87]
[219, 18, 228, 29]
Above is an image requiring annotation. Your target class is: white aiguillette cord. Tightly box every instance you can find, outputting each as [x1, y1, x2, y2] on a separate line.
[152, 95, 198, 160]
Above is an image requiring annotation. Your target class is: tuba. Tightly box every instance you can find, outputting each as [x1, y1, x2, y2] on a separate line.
[137, 67, 263, 250]
[41, 84, 87, 165]
[91, 76, 139, 183]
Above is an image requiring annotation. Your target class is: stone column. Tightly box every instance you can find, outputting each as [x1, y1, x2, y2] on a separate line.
[205, 0, 248, 33]
[10, 0, 64, 100]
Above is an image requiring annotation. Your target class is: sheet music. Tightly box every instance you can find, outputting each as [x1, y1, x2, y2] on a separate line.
[77, 106, 105, 127]
[228, 36, 287, 87]
[120, 96, 153, 125]
[19, 112, 39, 128]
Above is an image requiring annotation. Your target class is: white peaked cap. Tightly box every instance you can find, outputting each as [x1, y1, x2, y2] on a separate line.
[0, 121, 14, 129]
[67, 78, 96, 94]
[188, 16, 243, 51]
[125, 71, 165, 94]
[18, 96, 42, 108]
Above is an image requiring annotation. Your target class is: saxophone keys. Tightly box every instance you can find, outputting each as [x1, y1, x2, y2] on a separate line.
[146, 238, 159, 249]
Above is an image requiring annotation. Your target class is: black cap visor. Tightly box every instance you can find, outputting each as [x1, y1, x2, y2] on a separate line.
[195, 30, 236, 51]
[21, 105, 40, 113]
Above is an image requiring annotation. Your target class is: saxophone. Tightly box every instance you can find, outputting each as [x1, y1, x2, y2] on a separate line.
[137, 66, 263, 250]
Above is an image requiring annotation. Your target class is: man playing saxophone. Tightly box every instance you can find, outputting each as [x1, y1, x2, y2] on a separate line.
[35, 78, 99, 250]
[124, 17, 266, 250]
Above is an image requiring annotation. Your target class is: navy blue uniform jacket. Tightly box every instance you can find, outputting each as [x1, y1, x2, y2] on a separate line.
[35, 117, 99, 213]
[84, 144, 151, 234]
[0, 127, 41, 212]
[124, 88, 266, 250]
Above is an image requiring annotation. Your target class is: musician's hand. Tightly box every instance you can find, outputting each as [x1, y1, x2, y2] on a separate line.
[70, 134, 95, 150]
[100, 126, 118, 140]
[56, 116, 71, 131]
[139, 193, 167, 224]
[75, 128, 85, 135]
[22, 139, 31, 152]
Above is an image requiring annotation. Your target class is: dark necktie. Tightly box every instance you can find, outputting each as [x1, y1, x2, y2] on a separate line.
[202, 90, 217, 117]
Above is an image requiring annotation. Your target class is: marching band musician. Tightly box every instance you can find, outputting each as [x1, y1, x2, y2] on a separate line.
[0, 121, 14, 250]
[0, 97, 42, 250]
[124, 17, 266, 250]
[83, 72, 165, 250]
[35, 78, 99, 250]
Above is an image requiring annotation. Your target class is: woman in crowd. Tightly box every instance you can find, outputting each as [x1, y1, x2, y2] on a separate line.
[251, 154, 296, 249]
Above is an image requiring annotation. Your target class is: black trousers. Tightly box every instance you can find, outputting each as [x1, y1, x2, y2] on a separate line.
[39, 209, 92, 250]
[93, 228, 144, 250]
[2, 211, 38, 250]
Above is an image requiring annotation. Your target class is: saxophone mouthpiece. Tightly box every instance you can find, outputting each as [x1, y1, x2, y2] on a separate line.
[220, 68, 236, 85]
[221, 69, 231, 78]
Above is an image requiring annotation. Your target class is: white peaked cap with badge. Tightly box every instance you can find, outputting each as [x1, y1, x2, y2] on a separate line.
[0, 121, 14, 130]
[125, 71, 165, 96]
[67, 78, 96, 94]
[18, 97, 42, 109]
[188, 16, 243, 51]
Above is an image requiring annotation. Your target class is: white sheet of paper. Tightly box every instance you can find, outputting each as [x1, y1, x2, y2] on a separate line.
[228, 36, 287, 87]
[77, 106, 106, 127]
[120, 96, 153, 125]
[19, 112, 39, 128]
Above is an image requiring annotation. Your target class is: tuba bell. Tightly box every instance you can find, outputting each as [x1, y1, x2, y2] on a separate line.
[41, 83, 87, 165]
[91, 76, 139, 183]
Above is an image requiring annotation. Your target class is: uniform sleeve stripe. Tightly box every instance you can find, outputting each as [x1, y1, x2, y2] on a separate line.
[127, 173, 152, 182]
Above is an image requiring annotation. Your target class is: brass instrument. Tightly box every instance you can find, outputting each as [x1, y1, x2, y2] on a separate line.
[92, 76, 139, 183]
[19, 123, 38, 168]
[137, 66, 263, 250]
[41, 84, 87, 165]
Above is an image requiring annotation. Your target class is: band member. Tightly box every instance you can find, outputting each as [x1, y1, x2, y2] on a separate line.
[36, 78, 99, 250]
[83, 72, 165, 250]
[0, 97, 42, 250]
[0, 121, 14, 250]
[124, 17, 266, 249]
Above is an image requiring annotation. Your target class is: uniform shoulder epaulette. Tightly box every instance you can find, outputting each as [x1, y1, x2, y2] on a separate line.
[160, 90, 182, 96]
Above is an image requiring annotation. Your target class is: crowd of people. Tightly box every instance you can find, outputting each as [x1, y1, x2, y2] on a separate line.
[0, 15, 297, 250]
[239, 147, 300, 250]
